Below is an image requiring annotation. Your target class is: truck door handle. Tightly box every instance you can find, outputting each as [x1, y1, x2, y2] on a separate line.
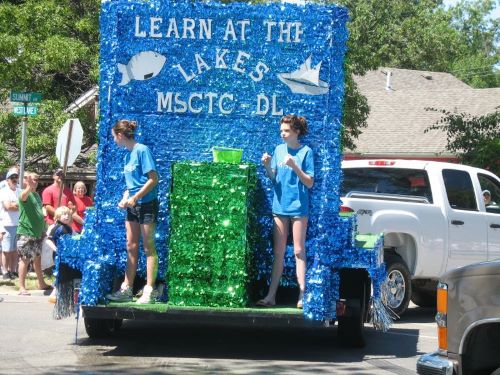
[491, 224, 500, 229]
[451, 220, 464, 225]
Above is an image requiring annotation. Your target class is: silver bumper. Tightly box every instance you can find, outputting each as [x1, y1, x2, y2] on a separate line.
[417, 352, 455, 375]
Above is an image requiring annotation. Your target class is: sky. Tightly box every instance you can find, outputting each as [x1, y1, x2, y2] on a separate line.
[442, 0, 500, 19]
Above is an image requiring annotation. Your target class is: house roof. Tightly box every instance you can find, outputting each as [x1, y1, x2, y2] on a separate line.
[349, 68, 500, 157]
[65, 85, 98, 113]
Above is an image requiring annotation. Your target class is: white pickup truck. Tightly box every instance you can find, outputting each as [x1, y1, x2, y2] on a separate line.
[341, 159, 500, 316]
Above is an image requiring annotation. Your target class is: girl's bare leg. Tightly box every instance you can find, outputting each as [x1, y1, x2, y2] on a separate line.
[292, 217, 308, 303]
[140, 222, 158, 287]
[262, 216, 290, 304]
[123, 220, 141, 287]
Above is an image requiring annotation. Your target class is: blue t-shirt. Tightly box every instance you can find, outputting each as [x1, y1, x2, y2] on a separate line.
[124, 143, 158, 204]
[49, 222, 73, 247]
[271, 143, 314, 216]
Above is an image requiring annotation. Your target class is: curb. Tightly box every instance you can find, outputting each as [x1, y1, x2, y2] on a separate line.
[0, 272, 54, 296]
[0, 286, 49, 296]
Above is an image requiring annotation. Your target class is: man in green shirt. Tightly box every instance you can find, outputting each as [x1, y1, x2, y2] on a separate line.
[17, 172, 51, 295]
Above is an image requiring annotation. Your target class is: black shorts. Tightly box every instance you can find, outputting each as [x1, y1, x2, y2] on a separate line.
[126, 199, 158, 224]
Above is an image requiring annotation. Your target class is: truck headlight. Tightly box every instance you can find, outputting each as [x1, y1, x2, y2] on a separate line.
[436, 282, 448, 353]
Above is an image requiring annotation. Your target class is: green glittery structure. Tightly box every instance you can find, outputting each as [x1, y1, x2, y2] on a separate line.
[167, 162, 257, 307]
[107, 302, 301, 315]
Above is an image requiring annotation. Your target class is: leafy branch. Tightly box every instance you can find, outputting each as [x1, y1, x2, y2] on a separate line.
[425, 107, 500, 175]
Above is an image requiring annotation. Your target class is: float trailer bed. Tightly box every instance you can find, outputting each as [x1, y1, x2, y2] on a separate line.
[82, 303, 328, 329]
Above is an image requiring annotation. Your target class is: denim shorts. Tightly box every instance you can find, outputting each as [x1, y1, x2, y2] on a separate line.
[1, 226, 18, 252]
[126, 199, 158, 224]
[272, 214, 308, 219]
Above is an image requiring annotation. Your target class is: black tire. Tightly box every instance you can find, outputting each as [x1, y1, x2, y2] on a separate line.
[384, 256, 412, 316]
[410, 288, 436, 308]
[113, 319, 123, 331]
[84, 318, 122, 338]
[337, 269, 368, 348]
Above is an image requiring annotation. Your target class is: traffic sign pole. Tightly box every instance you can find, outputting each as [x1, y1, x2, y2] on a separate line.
[57, 119, 74, 207]
[19, 103, 28, 185]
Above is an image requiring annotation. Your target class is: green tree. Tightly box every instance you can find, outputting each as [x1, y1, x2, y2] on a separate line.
[338, 0, 464, 74]
[338, 0, 499, 86]
[447, 0, 500, 88]
[0, 0, 99, 172]
[451, 55, 499, 88]
[342, 72, 369, 151]
[425, 108, 500, 175]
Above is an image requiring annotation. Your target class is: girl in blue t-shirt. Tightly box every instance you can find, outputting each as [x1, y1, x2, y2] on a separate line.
[257, 115, 314, 309]
[107, 119, 159, 304]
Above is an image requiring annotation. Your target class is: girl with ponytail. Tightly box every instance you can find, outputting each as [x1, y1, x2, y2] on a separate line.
[258, 115, 314, 309]
[107, 120, 159, 304]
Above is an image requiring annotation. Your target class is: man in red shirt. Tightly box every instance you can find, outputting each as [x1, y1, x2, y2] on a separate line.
[42, 169, 76, 225]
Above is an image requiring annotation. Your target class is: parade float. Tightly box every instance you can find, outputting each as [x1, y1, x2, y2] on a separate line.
[57, 0, 393, 347]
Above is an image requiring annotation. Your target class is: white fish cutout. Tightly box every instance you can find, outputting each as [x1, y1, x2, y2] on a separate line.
[277, 55, 329, 95]
[117, 51, 166, 86]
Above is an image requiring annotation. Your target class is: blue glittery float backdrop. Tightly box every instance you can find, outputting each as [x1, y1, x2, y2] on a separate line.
[70, 0, 353, 310]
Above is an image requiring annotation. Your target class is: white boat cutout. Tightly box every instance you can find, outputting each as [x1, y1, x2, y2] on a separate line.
[277, 55, 329, 95]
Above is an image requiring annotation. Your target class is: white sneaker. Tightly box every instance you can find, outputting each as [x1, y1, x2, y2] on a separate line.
[106, 284, 133, 302]
[136, 285, 156, 304]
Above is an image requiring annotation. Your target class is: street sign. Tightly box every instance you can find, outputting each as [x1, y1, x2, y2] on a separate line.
[10, 92, 42, 103]
[13, 106, 38, 117]
[56, 118, 83, 167]
[14, 91, 42, 186]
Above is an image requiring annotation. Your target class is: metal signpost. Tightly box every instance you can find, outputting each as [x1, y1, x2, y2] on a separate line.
[10, 92, 42, 183]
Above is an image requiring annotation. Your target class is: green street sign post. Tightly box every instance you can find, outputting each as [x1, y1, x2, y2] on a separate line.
[13, 105, 38, 117]
[10, 92, 42, 103]
[10, 91, 43, 185]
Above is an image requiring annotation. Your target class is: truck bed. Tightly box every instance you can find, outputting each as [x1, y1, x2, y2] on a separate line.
[82, 303, 329, 328]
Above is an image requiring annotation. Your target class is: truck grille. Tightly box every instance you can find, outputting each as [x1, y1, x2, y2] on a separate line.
[417, 362, 450, 375]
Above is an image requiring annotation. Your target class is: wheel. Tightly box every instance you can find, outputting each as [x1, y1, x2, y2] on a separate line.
[337, 296, 366, 348]
[84, 318, 122, 338]
[383, 256, 411, 316]
[410, 288, 436, 308]
[337, 269, 368, 348]
[113, 319, 123, 330]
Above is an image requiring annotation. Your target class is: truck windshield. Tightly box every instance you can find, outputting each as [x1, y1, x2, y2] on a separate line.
[342, 168, 433, 203]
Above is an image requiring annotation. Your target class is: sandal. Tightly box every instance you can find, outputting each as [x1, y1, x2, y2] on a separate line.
[18, 290, 31, 296]
[256, 299, 275, 307]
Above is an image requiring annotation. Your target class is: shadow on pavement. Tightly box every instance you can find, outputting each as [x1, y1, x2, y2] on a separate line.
[398, 305, 436, 324]
[77, 320, 420, 364]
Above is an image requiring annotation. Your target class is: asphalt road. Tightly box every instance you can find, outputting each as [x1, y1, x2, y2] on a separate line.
[0, 294, 437, 374]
